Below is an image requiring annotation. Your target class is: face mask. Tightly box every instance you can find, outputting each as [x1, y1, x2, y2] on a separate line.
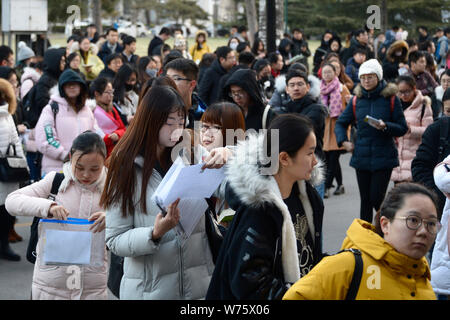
[230, 42, 238, 50]
[395, 50, 402, 57]
[125, 84, 134, 91]
[146, 69, 158, 78]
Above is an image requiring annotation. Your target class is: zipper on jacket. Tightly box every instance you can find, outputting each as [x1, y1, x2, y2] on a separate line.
[179, 241, 184, 298]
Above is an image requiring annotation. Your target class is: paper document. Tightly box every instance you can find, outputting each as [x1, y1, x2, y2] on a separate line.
[152, 157, 225, 207]
[43, 229, 92, 265]
[152, 156, 225, 238]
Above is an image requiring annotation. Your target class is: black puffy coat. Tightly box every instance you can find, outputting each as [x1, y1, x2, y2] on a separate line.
[23, 48, 65, 128]
[205, 134, 324, 300]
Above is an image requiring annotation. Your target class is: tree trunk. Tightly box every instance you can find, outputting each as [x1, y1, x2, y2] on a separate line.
[93, 0, 103, 35]
[381, 0, 388, 34]
[266, 0, 276, 53]
[245, 0, 258, 46]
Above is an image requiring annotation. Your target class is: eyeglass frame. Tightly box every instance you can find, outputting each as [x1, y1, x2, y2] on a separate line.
[394, 215, 442, 235]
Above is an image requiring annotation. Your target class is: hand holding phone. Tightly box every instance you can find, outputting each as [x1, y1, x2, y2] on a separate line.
[364, 115, 386, 130]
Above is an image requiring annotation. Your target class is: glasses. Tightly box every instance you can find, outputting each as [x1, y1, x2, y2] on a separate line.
[398, 89, 413, 96]
[441, 79, 450, 85]
[360, 74, 378, 81]
[287, 81, 306, 89]
[226, 55, 237, 61]
[169, 75, 191, 82]
[229, 91, 246, 99]
[200, 124, 222, 133]
[103, 90, 115, 96]
[395, 215, 442, 235]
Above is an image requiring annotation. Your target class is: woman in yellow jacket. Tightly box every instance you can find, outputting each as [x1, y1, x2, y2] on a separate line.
[283, 182, 440, 300]
[189, 30, 211, 65]
[71, 37, 105, 81]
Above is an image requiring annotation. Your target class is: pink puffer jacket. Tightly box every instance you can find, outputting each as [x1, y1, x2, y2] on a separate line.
[5, 163, 108, 300]
[34, 93, 101, 175]
[391, 91, 433, 182]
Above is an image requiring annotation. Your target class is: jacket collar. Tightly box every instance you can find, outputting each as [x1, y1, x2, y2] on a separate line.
[354, 81, 398, 99]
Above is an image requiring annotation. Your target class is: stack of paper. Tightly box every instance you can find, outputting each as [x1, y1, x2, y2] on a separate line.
[152, 157, 225, 238]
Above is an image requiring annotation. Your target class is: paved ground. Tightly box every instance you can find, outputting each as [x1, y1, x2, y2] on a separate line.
[0, 152, 391, 300]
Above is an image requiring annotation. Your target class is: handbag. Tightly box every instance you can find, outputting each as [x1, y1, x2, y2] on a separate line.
[0, 143, 30, 183]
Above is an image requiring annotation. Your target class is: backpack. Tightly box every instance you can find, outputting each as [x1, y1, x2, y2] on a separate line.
[336, 248, 363, 300]
[26, 172, 65, 264]
[22, 87, 59, 129]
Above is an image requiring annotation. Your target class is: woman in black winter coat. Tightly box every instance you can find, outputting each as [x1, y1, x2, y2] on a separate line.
[335, 59, 408, 223]
[206, 114, 325, 300]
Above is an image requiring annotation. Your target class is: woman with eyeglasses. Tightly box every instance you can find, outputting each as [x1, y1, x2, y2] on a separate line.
[90, 77, 126, 158]
[198, 102, 245, 227]
[284, 182, 440, 300]
[391, 75, 433, 185]
[222, 68, 276, 131]
[335, 59, 408, 223]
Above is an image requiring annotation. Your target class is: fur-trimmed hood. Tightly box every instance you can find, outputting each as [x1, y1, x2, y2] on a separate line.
[353, 81, 398, 99]
[274, 74, 321, 100]
[0, 78, 16, 114]
[386, 40, 409, 63]
[70, 41, 99, 56]
[224, 132, 325, 283]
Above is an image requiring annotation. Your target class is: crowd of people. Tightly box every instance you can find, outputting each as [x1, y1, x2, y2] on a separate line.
[0, 21, 449, 301]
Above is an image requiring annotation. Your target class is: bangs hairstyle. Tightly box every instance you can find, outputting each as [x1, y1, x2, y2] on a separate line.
[100, 85, 186, 217]
[201, 102, 246, 147]
[69, 131, 107, 165]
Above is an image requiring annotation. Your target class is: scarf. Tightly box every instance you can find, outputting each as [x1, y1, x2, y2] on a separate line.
[60, 161, 107, 194]
[320, 77, 342, 118]
[94, 105, 120, 135]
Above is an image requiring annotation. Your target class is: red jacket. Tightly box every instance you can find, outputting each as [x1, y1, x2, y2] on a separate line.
[93, 105, 126, 157]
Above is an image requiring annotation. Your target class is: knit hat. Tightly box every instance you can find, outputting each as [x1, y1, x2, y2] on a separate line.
[17, 41, 35, 62]
[358, 58, 383, 81]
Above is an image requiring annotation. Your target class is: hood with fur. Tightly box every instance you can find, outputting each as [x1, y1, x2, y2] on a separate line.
[386, 40, 409, 63]
[224, 132, 324, 283]
[353, 81, 398, 99]
[274, 74, 321, 100]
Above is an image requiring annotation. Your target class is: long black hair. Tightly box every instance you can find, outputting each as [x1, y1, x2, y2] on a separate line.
[113, 64, 139, 105]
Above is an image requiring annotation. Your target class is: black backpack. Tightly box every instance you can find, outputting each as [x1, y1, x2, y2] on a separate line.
[337, 248, 364, 300]
[26, 172, 65, 264]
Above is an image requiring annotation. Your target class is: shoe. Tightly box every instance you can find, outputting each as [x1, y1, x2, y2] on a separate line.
[8, 229, 23, 243]
[0, 244, 21, 261]
[324, 189, 330, 199]
[334, 185, 345, 195]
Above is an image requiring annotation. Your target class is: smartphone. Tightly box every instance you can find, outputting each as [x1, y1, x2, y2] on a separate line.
[364, 115, 381, 128]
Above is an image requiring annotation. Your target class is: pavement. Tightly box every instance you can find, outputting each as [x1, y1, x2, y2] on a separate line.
[0, 152, 391, 300]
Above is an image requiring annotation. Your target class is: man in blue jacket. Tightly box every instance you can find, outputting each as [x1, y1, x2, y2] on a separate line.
[98, 28, 123, 64]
